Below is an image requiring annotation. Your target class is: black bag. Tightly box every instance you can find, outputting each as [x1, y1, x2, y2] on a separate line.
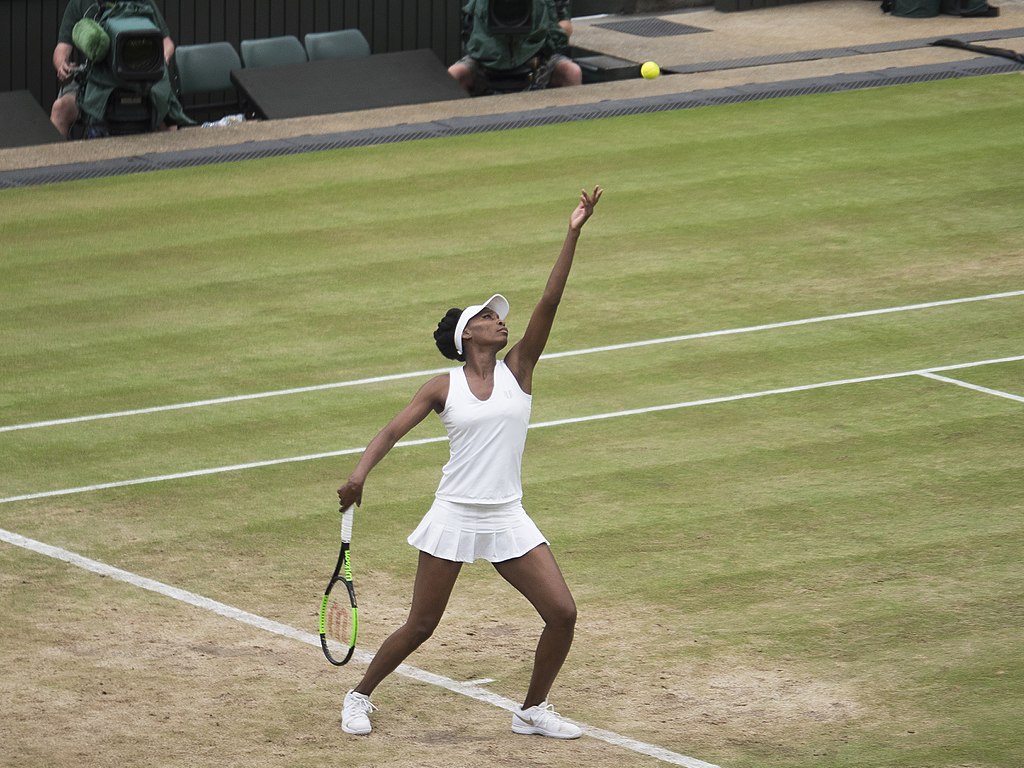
[941, 0, 999, 16]
[884, 0, 941, 17]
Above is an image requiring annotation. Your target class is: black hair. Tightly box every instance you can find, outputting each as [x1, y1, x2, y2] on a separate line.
[434, 307, 465, 361]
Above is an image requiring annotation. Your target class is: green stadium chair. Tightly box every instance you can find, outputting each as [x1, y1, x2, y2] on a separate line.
[174, 42, 242, 96]
[239, 35, 307, 69]
[303, 29, 371, 62]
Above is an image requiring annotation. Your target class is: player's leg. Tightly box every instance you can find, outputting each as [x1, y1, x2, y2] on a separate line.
[494, 544, 582, 739]
[493, 544, 577, 708]
[355, 550, 462, 695]
[343, 551, 462, 735]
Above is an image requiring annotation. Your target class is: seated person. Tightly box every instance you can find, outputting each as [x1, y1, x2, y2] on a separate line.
[50, 0, 190, 138]
[449, 0, 583, 96]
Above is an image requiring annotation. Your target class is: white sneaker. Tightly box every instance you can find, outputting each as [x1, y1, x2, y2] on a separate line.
[511, 701, 582, 739]
[342, 689, 377, 735]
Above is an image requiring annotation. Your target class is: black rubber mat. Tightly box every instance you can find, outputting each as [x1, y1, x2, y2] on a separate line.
[594, 18, 710, 37]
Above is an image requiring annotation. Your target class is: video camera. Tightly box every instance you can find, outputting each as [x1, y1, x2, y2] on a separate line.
[71, 4, 167, 136]
[103, 15, 165, 82]
[488, 0, 533, 35]
[73, 12, 164, 83]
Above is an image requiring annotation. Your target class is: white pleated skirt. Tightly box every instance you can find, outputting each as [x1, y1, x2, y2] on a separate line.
[407, 497, 548, 563]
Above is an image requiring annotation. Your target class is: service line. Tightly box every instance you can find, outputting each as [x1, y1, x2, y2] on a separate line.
[2, 354, 1021, 506]
[918, 372, 1024, 403]
[2, 289, 1021, 433]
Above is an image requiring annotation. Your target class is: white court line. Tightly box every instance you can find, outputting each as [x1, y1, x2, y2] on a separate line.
[3, 289, 1021, 433]
[919, 372, 1024, 403]
[2, 354, 1022, 506]
[0, 368, 450, 433]
[0, 527, 720, 768]
[0, 436, 444, 504]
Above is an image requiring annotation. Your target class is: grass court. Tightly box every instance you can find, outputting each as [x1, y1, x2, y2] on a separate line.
[1, 74, 1022, 768]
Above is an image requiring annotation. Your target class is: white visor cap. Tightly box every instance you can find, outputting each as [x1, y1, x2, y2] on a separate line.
[454, 294, 510, 355]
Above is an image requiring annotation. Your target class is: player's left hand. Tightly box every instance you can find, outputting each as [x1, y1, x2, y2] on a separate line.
[570, 185, 602, 232]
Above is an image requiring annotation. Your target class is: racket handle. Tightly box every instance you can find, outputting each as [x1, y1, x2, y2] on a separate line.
[341, 505, 354, 543]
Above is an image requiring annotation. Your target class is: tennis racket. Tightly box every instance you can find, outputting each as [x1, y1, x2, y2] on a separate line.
[318, 504, 358, 666]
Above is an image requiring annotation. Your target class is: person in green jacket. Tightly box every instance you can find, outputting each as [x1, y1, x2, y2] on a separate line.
[50, 0, 191, 138]
[448, 0, 582, 96]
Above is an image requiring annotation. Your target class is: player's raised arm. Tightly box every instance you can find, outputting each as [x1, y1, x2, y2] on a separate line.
[506, 186, 602, 388]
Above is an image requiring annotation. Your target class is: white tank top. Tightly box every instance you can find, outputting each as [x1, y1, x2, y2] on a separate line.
[434, 360, 532, 504]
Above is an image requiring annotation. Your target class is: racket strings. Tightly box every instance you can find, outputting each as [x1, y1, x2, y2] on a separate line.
[325, 594, 353, 643]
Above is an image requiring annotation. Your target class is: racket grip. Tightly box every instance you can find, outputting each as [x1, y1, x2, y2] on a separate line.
[341, 505, 354, 542]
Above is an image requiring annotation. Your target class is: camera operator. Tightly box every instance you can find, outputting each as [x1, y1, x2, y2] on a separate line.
[449, 0, 582, 96]
[50, 0, 188, 138]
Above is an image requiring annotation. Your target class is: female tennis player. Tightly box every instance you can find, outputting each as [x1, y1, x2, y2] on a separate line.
[336, 186, 602, 738]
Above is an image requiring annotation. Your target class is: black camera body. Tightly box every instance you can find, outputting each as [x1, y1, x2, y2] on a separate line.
[103, 15, 165, 82]
[489, 0, 533, 35]
[75, 12, 166, 136]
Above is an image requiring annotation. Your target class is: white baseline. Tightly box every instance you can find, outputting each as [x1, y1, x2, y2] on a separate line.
[0, 527, 720, 768]
[2, 289, 1021, 433]
[2, 354, 1021, 506]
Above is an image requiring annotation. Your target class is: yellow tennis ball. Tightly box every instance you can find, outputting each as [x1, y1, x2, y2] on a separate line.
[641, 61, 660, 80]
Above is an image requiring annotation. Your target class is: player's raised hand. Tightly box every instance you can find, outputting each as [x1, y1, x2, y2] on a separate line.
[569, 185, 603, 232]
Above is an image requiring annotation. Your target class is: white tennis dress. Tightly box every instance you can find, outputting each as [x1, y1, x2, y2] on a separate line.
[407, 360, 548, 563]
